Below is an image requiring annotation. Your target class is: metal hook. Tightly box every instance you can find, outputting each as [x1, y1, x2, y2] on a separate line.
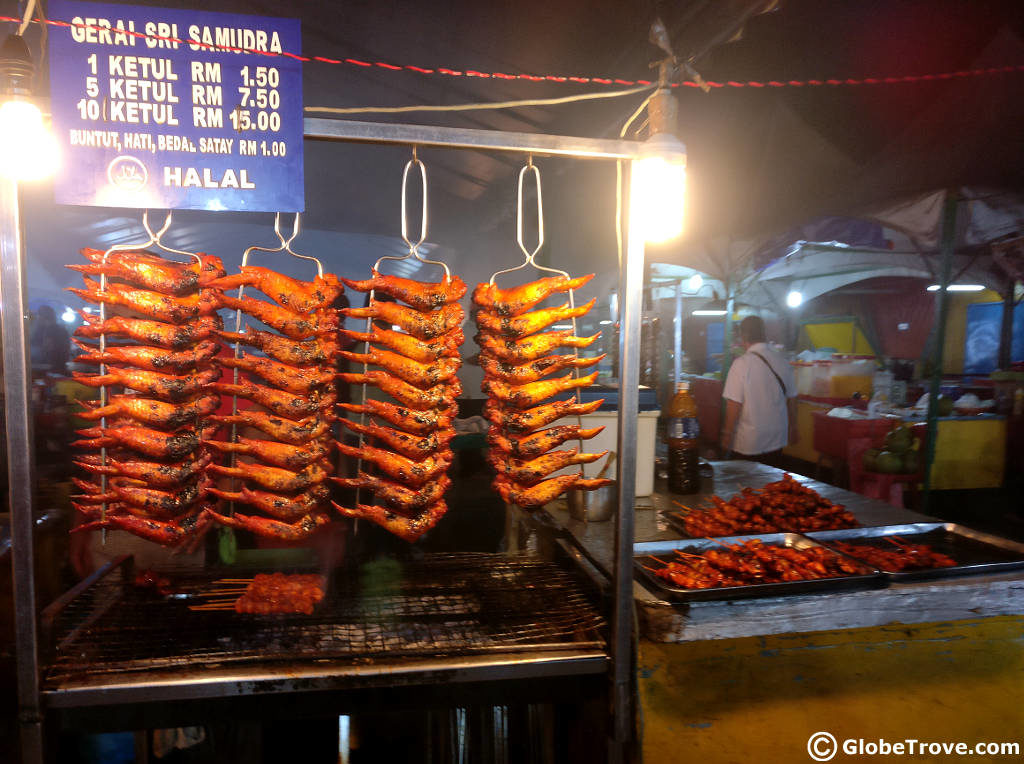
[401, 156, 428, 253]
[280, 213, 324, 278]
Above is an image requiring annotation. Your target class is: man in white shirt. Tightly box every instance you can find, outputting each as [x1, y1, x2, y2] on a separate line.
[721, 316, 797, 464]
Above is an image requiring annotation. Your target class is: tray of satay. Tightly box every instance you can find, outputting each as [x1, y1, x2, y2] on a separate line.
[634, 533, 885, 602]
[806, 523, 1024, 582]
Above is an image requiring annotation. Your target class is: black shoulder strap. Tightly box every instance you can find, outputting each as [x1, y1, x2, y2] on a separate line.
[750, 351, 788, 398]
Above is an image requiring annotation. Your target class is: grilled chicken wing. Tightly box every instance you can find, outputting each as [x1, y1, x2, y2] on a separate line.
[80, 247, 226, 286]
[483, 397, 604, 434]
[342, 301, 464, 341]
[337, 419, 455, 460]
[475, 330, 600, 363]
[493, 474, 583, 507]
[475, 298, 596, 338]
[73, 367, 221, 403]
[74, 453, 210, 488]
[336, 399, 456, 436]
[217, 293, 339, 339]
[482, 371, 599, 409]
[73, 338, 220, 374]
[207, 382, 335, 419]
[487, 425, 604, 460]
[207, 461, 330, 492]
[77, 393, 220, 429]
[336, 372, 460, 411]
[68, 278, 219, 323]
[332, 500, 447, 543]
[487, 449, 607, 485]
[215, 328, 337, 366]
[341, 272, 467, 310]
[331, 473, 451, 513]
[207, 267, 343, 313]
[340, 326, 462, 364]
[72, 508, 212, 546]
[478, 353, 604, 385]
[206, 484, 330, 522]
[68, 253, 199, 296]
[76, 313, 221, 349]
[206, 412, 328, 445]
[336, 348, 460, 389]
[107, 478, 206, 517]
[203, 436, 328, 470]
[217, 355, 333, 395]
[333, 441, 452, 488]
[73, 424, 201, 460]
[201, 509, 330, 541]
[472, 274, 594, 316]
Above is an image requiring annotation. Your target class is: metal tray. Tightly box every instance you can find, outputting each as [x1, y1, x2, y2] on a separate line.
[806, 523, 1024, 582]
[633, 533, 884, 602]
[659, 510, 858, 539]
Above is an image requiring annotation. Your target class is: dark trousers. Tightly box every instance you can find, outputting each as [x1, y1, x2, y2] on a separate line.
[733, 449, 785, 469]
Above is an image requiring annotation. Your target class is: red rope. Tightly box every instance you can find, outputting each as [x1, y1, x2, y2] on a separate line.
[7, 15, 1024, 90]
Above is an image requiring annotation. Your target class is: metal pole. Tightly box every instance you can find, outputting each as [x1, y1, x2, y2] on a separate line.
[922, 190, 959, 512]
[611, 161, 644, 760]
[674, 280, 683, 384]
[0, 176, 44, 763]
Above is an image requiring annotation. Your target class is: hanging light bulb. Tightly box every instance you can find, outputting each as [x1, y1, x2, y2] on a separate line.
[631, 81, 687, 243]
[0, 34, 59, 181]
[786, 290, 804, 308]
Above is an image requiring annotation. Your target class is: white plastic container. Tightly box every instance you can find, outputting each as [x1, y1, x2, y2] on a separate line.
[551, 409, 660, 496]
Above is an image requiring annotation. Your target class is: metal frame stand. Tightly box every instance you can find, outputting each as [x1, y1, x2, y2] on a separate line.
[4, 117, 648, 764]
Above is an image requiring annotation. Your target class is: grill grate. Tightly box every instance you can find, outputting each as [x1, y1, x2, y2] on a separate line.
[44, 553, 605, 685]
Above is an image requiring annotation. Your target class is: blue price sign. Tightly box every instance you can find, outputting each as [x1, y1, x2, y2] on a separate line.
[48, 0, 303, 212]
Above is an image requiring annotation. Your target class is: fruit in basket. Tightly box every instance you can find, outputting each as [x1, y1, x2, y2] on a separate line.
[875, 451, 904, 474]
[861, 448, 881, 471]
[883, 425, 912, 453]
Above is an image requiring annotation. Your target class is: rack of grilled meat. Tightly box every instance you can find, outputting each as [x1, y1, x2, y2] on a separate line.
[476, 160, 611, 508]
[201, 214, 342, 541]
[67, 212, 226, 547]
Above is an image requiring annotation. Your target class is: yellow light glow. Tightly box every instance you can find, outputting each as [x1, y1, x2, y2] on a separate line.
[0, 99, 59, 180]
[631, 155, 686, 243]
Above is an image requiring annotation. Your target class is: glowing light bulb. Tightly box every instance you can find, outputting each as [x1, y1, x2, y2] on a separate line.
[688, 274, 703, 291]
[786, 290, 803, 308]
[60, 307, 76, 323]
[0, 100, 59, 180]
[631, 154, 686, 243]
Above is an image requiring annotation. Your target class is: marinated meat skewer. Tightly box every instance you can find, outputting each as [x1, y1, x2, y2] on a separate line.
[217, 293, 339, 340]
[72, 366, 221, 403]
[473, 274, 594, 316]
[336, 419, 455, 460]
[336, 348, 460, 389]
[336, 399, 456, 436]
[341, 271, 467, 310]
[207, 381, 335, 419]
[68, 277, 219, 323]
[475, 298, 596, 338]
[76, 393, 220, 429]
[215, 328, 338, 366]
[339, 326, 462, 364]
[342, 301, 464, 341]
[76, 313, 222, 349]
[206, 266, 343, 313]
[202, 436, 329, 470]
[73, 338, 220, 374]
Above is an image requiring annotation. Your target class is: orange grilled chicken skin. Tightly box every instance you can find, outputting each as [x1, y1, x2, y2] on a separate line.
[336, 348, 460, 389]
[203, 436, 329, 470]
[207, 266, 343, 313]
[72, 426, 200, 460]
[475, 330, 600, 364]
[68, 255, 198, 296]
[207, 382, 335, 419]
[487, 449, 607, 485]
[207, 461, 331, 492]
[482, 371, 599, 409]
[472, 274, 594, 316]
[475, 298, 596, 338]
[72, 366, 221, 403]
[74, 453, 211, 488]
[201, 509, 330, 541]
[73, 338, 219, 373]
[342, 301, 464, 341]
[217, 293, 339, 339]
[487, 425, 604, 460]
[68, 278, 219, 323]
[336, 399, 456, 436]
[341, 272, 467, 310]
[478, 353, 604, 385]
[206, 484, 330, 522]
[483, 397, 604, 434]
[216, 355, 334, 395]
[108, 478, 207, 517]
[336, 371, 460, 411]
[77, 393, 220, 429]
[494, 475, 613, 507]
[80, 248, 226, 286]
[215, 328, 338, 366]
[206, 412, 328, 445]
[72, 509, 213, 546]
[331, 473, 451, 513]
[76, 313, 222, 349]
[340, 326, 462, 364]
[332, 501, 448, 543]
[337, 419, 455, 460]
[333, 441, 452, 488]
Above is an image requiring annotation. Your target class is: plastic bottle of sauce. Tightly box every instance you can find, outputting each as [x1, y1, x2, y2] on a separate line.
[666, 381, 700, 494]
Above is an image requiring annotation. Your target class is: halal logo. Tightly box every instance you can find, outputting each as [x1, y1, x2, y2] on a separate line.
[107, 156, 148, 191]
